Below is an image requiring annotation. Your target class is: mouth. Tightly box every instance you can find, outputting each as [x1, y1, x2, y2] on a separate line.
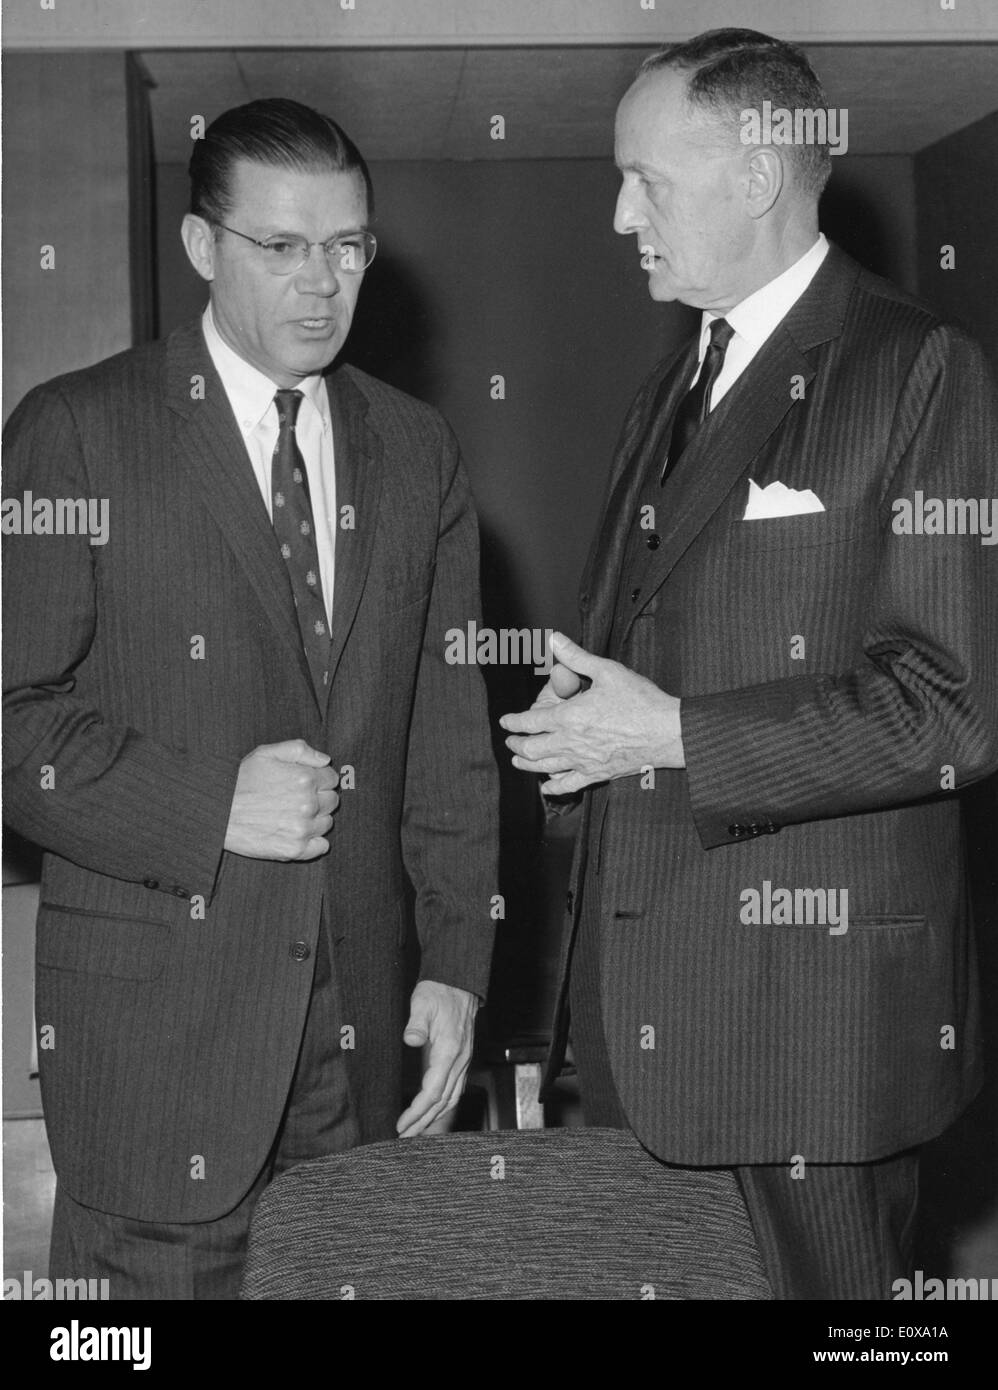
[293, 318, 336, 332]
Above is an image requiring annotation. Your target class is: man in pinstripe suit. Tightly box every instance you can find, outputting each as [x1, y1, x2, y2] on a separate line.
[503, 31, 998, 1299]
[3, 99, 498, 1298]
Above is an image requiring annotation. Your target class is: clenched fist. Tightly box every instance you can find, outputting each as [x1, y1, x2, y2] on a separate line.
[224, 739, 340, 861]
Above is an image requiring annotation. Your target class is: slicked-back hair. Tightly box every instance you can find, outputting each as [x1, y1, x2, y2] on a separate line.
[638, 28, 833, 198]
[189, 97, 374, 228]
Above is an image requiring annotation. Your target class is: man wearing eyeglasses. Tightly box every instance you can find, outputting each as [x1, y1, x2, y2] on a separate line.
[2, 98, 498, 1299]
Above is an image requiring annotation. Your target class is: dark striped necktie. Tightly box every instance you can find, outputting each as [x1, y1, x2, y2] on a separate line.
[270, 388, 330, 699]
[661, 317, 735, 484]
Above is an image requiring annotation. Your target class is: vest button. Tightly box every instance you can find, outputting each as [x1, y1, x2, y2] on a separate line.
[630, 588, 641, 602]
[290, 940, 311, 962]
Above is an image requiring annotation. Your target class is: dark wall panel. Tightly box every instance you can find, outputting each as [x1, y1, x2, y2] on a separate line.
[2, 52, 141, 420]
[156, 154, 919, 638]
[913, 108, 998, 1278]
[916, 110, 998, 366]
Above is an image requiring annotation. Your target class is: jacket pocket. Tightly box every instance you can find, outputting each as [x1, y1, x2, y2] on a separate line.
[379, 564, 435, 613]
[846, 914, 925, 931]
[36, 903, 171, 981]
[396, 894, 411, 948]
[729, 505, 867, 552]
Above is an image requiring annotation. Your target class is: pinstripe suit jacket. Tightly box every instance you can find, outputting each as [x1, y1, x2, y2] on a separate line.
[552, 245, 998, 1165]
[2, 320, 498, 1221]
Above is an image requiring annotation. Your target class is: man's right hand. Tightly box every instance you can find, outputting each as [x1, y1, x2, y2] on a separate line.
[224, 740, 340, 861]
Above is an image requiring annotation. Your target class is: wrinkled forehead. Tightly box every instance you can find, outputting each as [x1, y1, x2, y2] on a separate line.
[615, 69, 730, 166]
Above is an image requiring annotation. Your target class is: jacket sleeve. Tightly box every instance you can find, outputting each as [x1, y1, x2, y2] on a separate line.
[2, 382, 239, 901]
[400, 414, 499, 998]
[682, 324, 998, 849]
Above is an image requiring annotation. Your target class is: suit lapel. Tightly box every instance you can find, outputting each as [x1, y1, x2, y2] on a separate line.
[615, 244, 861, 649]
[166, 322, 316, 702]
[640, 328, 816, 580]
[583, 342, 696, 654]
[324, 366, 383, 694]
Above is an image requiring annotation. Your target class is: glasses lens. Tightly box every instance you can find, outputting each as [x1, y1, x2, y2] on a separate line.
[328, 233, 377, 273]
[254, 232, 377, 275]
[261, 237, 309, 275]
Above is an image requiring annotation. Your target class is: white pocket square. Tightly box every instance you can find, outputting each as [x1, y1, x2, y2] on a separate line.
[742, 478, 825, 520]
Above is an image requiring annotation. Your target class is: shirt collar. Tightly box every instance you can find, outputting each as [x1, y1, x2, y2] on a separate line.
[201, 303, 330, 435]
[701, 232, 829, 355]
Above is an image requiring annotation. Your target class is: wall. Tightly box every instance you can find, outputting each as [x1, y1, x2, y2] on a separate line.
[155, 153, 918, 641]
[1, 52, 151, 420]
[916, 110, 998, 365]
[7, 0, 995, 47]
[913, 107, 998, 1275]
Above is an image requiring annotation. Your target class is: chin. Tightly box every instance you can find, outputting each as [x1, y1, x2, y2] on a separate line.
[647, 275, 681, 303]
[648, 267, 704, 308]
[301, 344, 345, 374]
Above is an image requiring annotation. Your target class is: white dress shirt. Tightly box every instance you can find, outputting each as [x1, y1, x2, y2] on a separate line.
[694, 233, 830, 410]
[201, 304, 337, 626]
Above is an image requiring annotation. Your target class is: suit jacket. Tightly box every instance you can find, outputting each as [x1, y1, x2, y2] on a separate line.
[2, 320, 498, 1221]
[549, 245, 998, 1166]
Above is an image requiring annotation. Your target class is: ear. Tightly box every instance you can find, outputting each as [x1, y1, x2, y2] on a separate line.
[181, 214, 217, 282]
[744, 147, 783, 220]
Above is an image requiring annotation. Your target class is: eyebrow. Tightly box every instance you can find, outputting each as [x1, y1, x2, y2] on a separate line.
[615, 159, 666, 177]
[254, 223, 369, 239]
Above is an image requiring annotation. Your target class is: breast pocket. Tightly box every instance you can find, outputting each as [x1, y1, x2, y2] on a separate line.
[36, 903, 171, 982]
[730, 505, 868, 553]
[379, 564, 435, 613]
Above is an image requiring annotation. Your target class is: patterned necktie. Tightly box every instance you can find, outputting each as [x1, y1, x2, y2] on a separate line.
[661, 317, 735, 484]
[270, 388, 330, 698]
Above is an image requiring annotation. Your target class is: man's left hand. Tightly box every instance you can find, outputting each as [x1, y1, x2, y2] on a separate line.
[500, 631, 684, 794]
[396, 980, 479, 1137]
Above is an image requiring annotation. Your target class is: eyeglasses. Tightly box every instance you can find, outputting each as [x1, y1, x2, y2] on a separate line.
[217, 224, 377, 275]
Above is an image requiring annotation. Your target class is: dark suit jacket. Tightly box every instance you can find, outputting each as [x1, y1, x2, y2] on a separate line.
[551, 245, 998, 1166]
[2, 320, 498, 1221]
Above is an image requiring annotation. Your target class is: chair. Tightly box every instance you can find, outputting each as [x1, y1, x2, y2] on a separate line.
[241, 1127, 773, 1300]
[470, 1033, 551, 1130]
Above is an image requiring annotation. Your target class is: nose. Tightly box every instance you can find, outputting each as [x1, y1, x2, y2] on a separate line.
[294, 243, 341, 295]
[613, 179, 646, 237]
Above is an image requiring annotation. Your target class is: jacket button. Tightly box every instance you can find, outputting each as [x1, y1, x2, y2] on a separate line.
[143, 878, 159, 890]
[290, 940, 311, 962]
[727, 825, 744, 838]
[630, 587, 641, 602]
[173, 887, 190, 898]
[645, 533, 661, 550]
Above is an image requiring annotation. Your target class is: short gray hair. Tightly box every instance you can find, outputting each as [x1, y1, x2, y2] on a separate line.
[639, 28, 833, 198]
